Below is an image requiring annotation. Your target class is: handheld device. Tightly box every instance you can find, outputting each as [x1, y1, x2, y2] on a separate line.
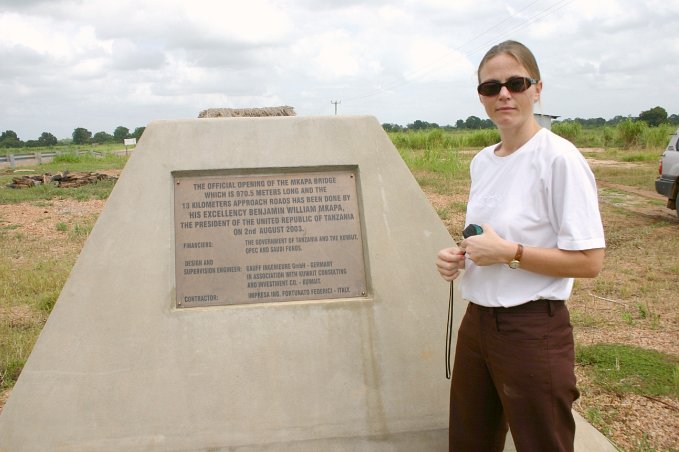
[462, 223, 483, 238]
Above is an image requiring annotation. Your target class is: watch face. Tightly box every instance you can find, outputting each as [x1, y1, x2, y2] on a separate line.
[509, 260, 520, 269]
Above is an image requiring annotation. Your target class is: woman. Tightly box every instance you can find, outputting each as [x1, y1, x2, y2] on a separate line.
[435, 40, 605, 452]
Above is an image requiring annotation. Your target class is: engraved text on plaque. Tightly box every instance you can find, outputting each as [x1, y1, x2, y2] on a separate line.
[173, 168, 367, 308]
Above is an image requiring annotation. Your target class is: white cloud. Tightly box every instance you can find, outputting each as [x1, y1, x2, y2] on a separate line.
[291, 30, 383, 82]
[111, 40, 165, 71]
[570, 0, 625, 21]
[0, 13, 72, 58]
[70, 57, 109, 79]
[377, 5, 412, 25]
[404, 38, 474, 83]
[182, 0, 293, 45]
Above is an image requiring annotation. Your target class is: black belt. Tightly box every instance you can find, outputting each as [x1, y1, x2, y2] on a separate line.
[471, 299, 564, 315]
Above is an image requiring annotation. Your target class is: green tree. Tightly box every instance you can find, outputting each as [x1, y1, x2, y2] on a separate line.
[92, 131, 114, 144]
[464, 116, 483, 129]
[607, 115, 628, 126]
[113, 126, 130, 142]
[37, 132, 57, 147]
[455, 119, 465, 129]
[638, 106, 668, 127]
[382, 123, 404, 132]
[132, 126, 146, 140]
[0, 130, 22, 148]
[407, 120, 439, 130]
[72, 127, 92, 145]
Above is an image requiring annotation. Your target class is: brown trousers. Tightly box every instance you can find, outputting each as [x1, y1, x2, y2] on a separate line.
[449, 300, 579, 452]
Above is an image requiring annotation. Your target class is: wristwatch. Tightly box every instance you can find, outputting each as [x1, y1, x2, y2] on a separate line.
[508, 244, 524, 269]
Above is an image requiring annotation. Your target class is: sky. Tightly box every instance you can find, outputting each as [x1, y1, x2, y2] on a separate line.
[1, 0, 678, 140]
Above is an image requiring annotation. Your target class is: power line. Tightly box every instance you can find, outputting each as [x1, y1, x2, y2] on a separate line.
[395, 0, 545, 84]
[339, 0, 575, 103]
[463, 0, 574, 59]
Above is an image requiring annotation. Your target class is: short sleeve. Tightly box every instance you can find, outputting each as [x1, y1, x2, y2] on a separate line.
[548, 151, 606, 251]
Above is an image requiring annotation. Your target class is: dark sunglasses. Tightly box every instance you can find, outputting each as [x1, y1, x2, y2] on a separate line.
[477, 76, 538, 96]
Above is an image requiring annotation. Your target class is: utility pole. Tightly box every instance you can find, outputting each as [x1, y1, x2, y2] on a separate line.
[330, 100, 341, 115]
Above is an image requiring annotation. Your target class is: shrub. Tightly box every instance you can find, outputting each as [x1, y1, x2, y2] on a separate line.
[642, 123, 675, 149]
[602, 126, 619, 148]
[53, 151, 81, 163]
[617, 119, 648, 148]
[552, 121, 582, 143]
[464, 129, 500, 148]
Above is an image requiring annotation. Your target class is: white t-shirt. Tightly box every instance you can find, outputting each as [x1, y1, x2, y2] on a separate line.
[461, 128, 605, 307]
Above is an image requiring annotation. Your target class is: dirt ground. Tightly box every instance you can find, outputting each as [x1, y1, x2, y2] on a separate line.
[1, 162, 677, 450]
[1, 198, 105, 238]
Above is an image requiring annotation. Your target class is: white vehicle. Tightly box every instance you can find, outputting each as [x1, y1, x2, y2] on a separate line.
[655, 128, 679, 217]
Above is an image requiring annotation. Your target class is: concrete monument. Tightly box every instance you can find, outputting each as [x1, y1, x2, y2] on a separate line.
[0, 116, 456, 450]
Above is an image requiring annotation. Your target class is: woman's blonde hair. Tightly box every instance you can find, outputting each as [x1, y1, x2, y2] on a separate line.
[477, 40, 541, 82]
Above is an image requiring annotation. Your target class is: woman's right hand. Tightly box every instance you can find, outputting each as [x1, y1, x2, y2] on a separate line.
[435, 246, 466, 281]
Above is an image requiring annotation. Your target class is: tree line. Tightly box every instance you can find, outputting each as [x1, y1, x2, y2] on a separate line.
[0, 125, 146, 149]
[2, 106, 676, 148]
[382, 106, 678, 132]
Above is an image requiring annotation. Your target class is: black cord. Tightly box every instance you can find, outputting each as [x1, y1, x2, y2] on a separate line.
[447, 224, 482, 378]
[445, 280, 454, 379]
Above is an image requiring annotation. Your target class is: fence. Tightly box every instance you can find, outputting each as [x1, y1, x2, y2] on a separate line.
[0, 150, 109, 168]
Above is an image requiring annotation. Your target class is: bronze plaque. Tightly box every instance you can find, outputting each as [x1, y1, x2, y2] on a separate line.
[173, 168, 367, 308]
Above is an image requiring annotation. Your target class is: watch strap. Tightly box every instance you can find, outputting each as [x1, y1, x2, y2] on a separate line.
[508, 244, 523, 269]
[513, 243, 524, 262]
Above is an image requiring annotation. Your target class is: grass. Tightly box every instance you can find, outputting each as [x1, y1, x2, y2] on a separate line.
[0, 153, 123, 391]
[0, 179, 117, 204]
[399, 147, 469, 178]
[594, 164, 661, 190]
[0, 142, 130, 157]
[392, 133, 475, 198]
[576, 344, 678, 398]
[0, 235, 82, 390]
[564, 186, 678, 450]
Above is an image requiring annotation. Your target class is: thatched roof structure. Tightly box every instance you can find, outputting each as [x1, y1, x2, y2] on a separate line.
[198, 106, 296, 118]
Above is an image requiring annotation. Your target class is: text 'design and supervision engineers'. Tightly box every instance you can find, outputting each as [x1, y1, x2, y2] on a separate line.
[173, 168, 368, 308]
